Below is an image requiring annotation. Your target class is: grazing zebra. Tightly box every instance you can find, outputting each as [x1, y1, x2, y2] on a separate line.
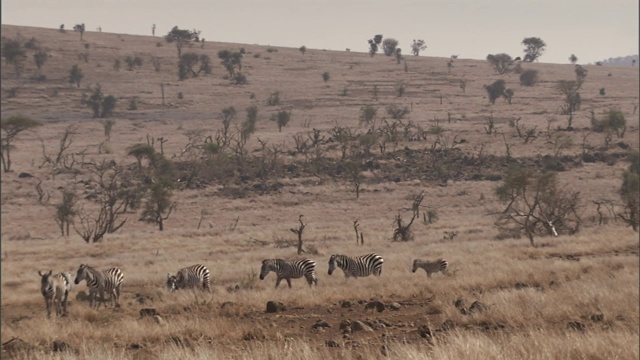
[38, 270, 72, 317]
[328, 253, 384, 278]
[74, 264, 124, 309]
[167, 264, 211, 292]
[412, 258, 449, 277]
[259, 259, 318, 288]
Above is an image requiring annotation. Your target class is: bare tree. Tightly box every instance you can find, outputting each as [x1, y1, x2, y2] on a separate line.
[289, 215, 306, 255]
[1, 115, 42, 172]
[495, 166, 581, 246]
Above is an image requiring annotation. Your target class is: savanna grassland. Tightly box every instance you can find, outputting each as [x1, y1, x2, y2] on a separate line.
[1, 24, 639, 359]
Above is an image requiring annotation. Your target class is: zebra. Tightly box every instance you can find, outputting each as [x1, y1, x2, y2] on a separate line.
[38, 270, 72, 317]
[259, 259, 318, 288]
[327, 253, 384, 278]
[74, 264, 124, 309]
[167, 264, 211, 292]
[412, 258, 449, 277]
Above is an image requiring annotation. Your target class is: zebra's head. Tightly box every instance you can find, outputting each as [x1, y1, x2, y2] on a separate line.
[38, 270, 52, 284]
[74, 264, 89, 285]
[166, 274, 178, 292]
[38, 270, 53, 295]
[259, 259, 273, 280]
[412, 259, 420, 273]
[328, 255, 338, 275]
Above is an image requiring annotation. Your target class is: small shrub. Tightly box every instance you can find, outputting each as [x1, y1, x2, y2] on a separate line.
[484, 80, 506, 104]
[267, 91, 280, 106]
[266, 47, 278, 53]
[253, 53, 261, 58]
[128, 98, 138, 110]
[233, 72, 247, 85]
[321, 72, 330, 82]
[519, 69, 538, 86]
[177, 92, 184, 99]
[592, 109, 626, 138]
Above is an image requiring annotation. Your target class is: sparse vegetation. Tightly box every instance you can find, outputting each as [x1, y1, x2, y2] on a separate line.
[486, 53, 513, 74]
[522, 37, 546, 62]
[410, 39, 427, 56]
[0, 115, 42, 172]
[0, 25, 638, 360]
[519, 69, 539, 86]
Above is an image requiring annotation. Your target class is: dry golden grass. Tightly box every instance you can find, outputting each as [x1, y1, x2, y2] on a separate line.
[1, 25, 639, 359]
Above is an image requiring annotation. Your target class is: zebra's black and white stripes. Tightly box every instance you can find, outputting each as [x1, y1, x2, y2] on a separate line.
[74, 264, 124, 309]
[167, 264, 211, 292]
[412, 258, 448, 277]
[259, 259, 318, 288]
[328, 253, 384, 278]
[38, 270, 72, 317]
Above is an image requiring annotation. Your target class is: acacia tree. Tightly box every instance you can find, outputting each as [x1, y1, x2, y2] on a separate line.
[367, 34, 383, 57]
[218, 50, 243, 77]
[178, 52, 211, 80]
[522, 37, 546, 62]
[1, 115, 43, 172]
[382, 38, 399, 56]
[140, 183, 176, 231]
[164, 26, 200, 59]
[486, 53, 513, 74]
[410, 39, 427, 56]
[69, 65, 84, 87]
[569, 54, 578, 64]
[557, 65, 587, 129]
[495, 166, 581, 246]
[1, 37, 26, 77]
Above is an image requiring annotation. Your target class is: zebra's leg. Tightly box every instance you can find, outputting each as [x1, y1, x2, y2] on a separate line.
[275, 277, 282, 288]
[286, 278, 292, 288]
[111, 288, 118, 308]
[88, 290, 96, 309]
[62, 290, 68, 316]
[45, 297, 52, 318]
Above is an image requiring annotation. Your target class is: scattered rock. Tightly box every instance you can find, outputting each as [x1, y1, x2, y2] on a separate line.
[514, 282, 529, 290]
[340, 300, 352, 308]
[243, 330, 266, 341]
[220, 302, 236, 310]
[454, 298, 466, 309]
[339, 320, 352, 330]
[52, 340, 72, 352]
[365, 301, 385, 312]
[567, 321, 587, 332]
[468, 301, 488, 314]
[153, 315, 167, 326]
[590, 313, 605, 322]
[325, 339, 341, 348]
[439, 319, 455, 331]
[266, 301, 286, 313]
[312, 319, 331, 330]
[388, 302, 402, 311]
[139, 308, 159, 318]
[126, 343, 143, 350]
[18, 172, 33, 178]
[351, 320, 374, 332]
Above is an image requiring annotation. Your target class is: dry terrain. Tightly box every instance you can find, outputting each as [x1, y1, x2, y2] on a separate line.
[1, 25, 639, 359]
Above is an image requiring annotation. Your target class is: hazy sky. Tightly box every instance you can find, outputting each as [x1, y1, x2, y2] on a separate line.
[2, 0, 638, 64]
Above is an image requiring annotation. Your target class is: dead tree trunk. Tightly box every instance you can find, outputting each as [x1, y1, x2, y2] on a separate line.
[290, 215, 306, 255]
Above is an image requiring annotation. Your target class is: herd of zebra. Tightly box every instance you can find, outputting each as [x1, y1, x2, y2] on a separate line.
[37, 254, 449, 317]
